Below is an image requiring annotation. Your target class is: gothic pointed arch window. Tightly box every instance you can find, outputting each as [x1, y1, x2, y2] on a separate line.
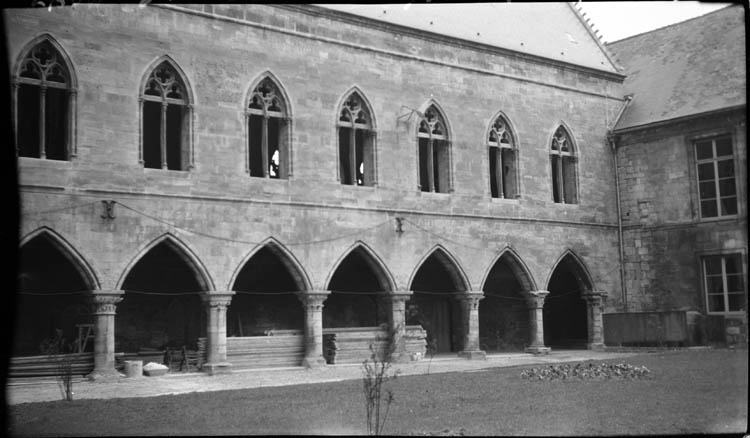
[337, 91, 376, 186]
[417, 105, 451, 193]
[550, 125, 578, 204]
[140, 59, 193, 170]
[246, 76, 290, 179]
[13, 38, 76, 160]
[487, 115, 519, 199]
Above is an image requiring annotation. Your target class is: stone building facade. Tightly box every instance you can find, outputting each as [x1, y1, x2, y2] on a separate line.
[7, 3, 742, 378]
[608, 5, 747, 345]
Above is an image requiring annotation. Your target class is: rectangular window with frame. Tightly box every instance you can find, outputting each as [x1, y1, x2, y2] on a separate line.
[695, 135, 737, 218]
[702, 254, 745, 314]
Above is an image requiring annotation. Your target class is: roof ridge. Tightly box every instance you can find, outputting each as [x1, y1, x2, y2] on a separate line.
[567, 2, 623, 72]
[607, 4, 737, 46]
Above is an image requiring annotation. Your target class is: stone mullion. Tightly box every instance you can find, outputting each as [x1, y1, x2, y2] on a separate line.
[296, 291, 330, 368]
[201, 292, 235, 374]
[244, 113, 250, 173]
[261, 115, 269, 177]
[349, 126, 357, 184]
[160, 101, 168, 169]
[138, 98, 144, 164]
[39, 86, 46, 159]
[524, 290, 550, 354]
[87, 290, 124, 381]
[427, 138, 435, 192]
[187, 103, 194, 170]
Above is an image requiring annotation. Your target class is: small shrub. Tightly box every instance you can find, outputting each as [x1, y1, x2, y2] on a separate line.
[362, 325, 400, 435]
[520, 362, 651, 381]
[39, 330, 76, 401]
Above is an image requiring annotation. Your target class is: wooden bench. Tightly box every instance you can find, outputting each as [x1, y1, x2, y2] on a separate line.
[8, 353, 95, 378]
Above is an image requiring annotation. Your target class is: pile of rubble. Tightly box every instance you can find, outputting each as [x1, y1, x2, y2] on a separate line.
[520, 362, 651, 381]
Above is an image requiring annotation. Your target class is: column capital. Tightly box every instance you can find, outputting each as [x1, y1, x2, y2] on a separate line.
[200, 291, 235, 308]
[88, 290, 125, 315]
[453, 291, 484, 309]
[523, 290, 549, 308]
[296, 290, 330, 309]
[582, 290, 607, 305]
[391, 291, 414, 302]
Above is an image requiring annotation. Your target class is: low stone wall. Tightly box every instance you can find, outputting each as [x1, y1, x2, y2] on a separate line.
[603, 311, 689, 346]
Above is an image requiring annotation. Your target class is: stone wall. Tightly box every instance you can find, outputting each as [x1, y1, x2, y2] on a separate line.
[9, 4, 625, 320]
[615, 109, 747, 321]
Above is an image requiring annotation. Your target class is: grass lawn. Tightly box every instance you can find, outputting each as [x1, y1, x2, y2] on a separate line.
[7, 349, 747, 436]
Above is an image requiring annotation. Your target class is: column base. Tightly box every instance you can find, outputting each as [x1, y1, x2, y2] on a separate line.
[525, 346, 551, 355]
[87, 368, 122, 382]
[588, 342, 605, 351]
[202, 362, 233, 375]
[458, 350, 487, 360]
[302, 356, 328, 369]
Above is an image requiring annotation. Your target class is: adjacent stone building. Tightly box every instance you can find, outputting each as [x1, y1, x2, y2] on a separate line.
[607, 5, 747, 345]
[6, 3, 745, 378]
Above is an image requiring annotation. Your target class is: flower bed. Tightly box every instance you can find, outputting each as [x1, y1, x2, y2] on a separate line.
[520, 362, 651, 381]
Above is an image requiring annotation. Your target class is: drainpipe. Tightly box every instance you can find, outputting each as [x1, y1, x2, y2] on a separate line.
[608, 95, 633, 312]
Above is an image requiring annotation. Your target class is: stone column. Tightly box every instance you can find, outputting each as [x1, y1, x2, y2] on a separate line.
[86, 290, 124, 381]
[455, 291, 486, 360]
[582, 291, 606, 350]
[524, 290, 551, 355]
[388, 291, 414, 362]
[200, 292, 234, 375]
[296, 291, 330, 368]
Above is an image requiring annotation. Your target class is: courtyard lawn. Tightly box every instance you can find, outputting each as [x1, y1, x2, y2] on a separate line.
[7, 349, 747, 436]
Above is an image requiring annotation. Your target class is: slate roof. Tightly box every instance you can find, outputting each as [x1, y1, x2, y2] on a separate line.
[317, 3, 620, 74]
[608, 5, 746, 132]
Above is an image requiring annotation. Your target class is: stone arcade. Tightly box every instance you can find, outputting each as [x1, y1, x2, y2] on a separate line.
[8, 4, 746, 379]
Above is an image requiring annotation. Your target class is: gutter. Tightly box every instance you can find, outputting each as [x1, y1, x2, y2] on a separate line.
[607, 94, 633, 312]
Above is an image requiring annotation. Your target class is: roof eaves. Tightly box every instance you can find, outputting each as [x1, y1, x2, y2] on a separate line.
[567, 2, 624, 73]
[612, 104, 747, 134]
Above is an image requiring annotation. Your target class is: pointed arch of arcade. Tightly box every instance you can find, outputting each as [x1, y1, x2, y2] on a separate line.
[114, 233, 214, 354]
[19, 226, 100, 291]
[323, 241, 396, 328]
[116, 232, 215, 292]
[15, 227, 101, 356]
[324, 240, 396, 293]
[227, 237, 311, 293]
[408, 244, 470, 293]
[226, 238, 310, 338]
[543, 249, 595, 348]
[478, 247, 536, 352]
[407, 244, 470, 353]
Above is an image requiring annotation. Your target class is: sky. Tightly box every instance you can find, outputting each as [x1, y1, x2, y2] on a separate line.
[576, 1, 734, 43]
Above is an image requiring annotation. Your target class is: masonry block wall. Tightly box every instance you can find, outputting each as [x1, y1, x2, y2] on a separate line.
[616, 110, 747, 317]
[8, 4, 625, 325]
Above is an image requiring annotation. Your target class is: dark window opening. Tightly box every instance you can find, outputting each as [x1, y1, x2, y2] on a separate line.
[489, 147, 499, 198]
[551, 156, 561, 203]
[17, 84, 40, 158]
[695, 135, 737, 218]
[142, 101, 162, 169]
[419, 138, 430, 192]
[166, 104, 183, 170]
[248, 115, 264, 177]
[44, 87, 68, 161]
[550, 126, 577, 204]
[339, 127, 353, 185]
[355, 129, 365, 185]
[268, 117, 281, 178]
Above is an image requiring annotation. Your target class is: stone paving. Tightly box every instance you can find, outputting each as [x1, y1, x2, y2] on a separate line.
[5, 350, 641, 405]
